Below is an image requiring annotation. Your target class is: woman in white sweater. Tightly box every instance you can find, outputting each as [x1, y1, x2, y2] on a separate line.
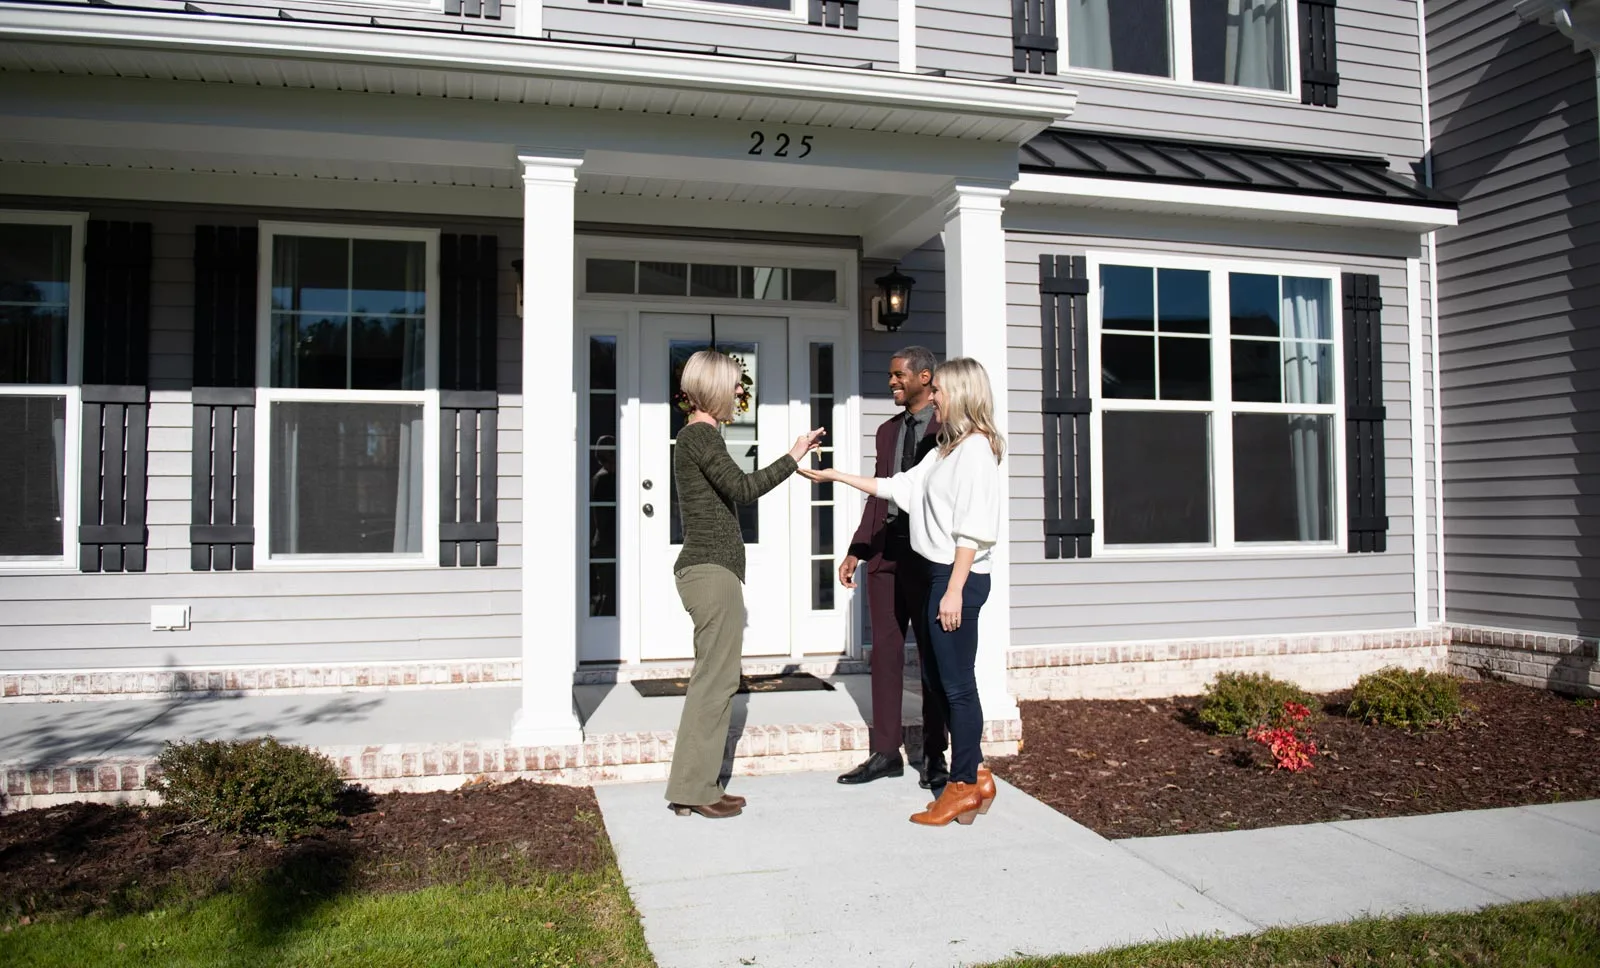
[801, 357, 1004, 826]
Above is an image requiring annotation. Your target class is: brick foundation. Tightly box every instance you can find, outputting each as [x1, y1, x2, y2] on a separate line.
[1007, 627, 1451, 700]
[1447, 625, 1600, 697]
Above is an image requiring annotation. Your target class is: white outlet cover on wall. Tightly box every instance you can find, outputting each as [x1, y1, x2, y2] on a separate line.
[151, 604, 191, 632]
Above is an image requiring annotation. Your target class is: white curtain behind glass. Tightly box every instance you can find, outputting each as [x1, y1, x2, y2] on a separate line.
[1282, 277, 1328, 541]
[392, 410, 424, 553]
[1067, 0, 1113, 70]
[1225, 0, 1286, 90]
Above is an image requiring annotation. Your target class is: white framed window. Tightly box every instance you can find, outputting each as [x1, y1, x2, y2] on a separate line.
[644, 0, 804, 24]
[0, 211, 84, 568]
[1059, 0, 1299, 96]
[1088, 252, 1343, 555]
[256, 222, 439, 568]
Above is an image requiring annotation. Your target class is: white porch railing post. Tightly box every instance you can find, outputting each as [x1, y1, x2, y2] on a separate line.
[940, 182, 1021, 729]
[511, 150, 586, 746]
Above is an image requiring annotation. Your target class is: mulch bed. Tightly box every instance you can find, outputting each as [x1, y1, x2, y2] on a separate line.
[990, 680, 1600, 839]
[0, 779, 607, 923]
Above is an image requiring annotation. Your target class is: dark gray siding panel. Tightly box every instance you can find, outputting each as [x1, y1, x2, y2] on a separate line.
[543, 0, 898, 70]
[1429, 0, 1600, 637]
[0, 198, 527, 672]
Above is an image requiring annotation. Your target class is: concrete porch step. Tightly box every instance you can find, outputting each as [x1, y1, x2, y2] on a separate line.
[0, 676, 1019, 813]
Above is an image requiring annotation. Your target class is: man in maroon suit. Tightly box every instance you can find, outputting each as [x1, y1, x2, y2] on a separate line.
[836, 346, 949, 788]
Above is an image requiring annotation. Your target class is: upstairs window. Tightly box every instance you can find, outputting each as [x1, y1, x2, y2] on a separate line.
[1063, 0, 1293, 93]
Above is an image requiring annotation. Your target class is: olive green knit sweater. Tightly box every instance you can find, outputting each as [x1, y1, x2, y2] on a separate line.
[673, 422, 797, 582]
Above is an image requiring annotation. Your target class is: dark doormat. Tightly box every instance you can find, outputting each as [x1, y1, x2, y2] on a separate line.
[631, 672, 836, 698]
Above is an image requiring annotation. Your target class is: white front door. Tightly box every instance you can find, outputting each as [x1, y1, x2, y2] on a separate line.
[638, 314, 791, 660]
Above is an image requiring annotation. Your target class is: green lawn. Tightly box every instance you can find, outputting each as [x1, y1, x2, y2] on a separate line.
[0, 865, 653, 968]
[981, 894, 1600, 968]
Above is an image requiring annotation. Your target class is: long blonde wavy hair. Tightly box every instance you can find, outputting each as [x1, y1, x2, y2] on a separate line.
[933, 357, 1005, 463]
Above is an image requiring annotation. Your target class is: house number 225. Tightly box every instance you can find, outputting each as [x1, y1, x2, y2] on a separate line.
[749, 130, 814, 159]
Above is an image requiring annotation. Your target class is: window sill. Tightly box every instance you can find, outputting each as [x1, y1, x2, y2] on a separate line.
[1054, 68, 1301, 106]
[0, 560, 77, 574]
[254, 557, 443, 572]
[1092, 543, 1351, 561]
[642, 0, 807, 24]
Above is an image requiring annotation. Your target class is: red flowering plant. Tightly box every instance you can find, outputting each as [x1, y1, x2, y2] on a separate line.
[1246, 700, 1319, 772]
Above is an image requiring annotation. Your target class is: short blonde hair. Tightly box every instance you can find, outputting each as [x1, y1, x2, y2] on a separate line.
[680, 349, 743, 423]
[934, 357, 1005, 462]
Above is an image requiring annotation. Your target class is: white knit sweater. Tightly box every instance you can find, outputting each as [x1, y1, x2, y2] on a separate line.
[877, 433, 1002, 573]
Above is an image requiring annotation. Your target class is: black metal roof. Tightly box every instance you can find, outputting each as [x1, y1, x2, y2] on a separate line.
[1021, 130, 1455, 209]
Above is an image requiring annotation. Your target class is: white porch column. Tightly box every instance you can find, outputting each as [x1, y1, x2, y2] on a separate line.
[940, 182, 1021, 726]
[511, 150, 586, 746]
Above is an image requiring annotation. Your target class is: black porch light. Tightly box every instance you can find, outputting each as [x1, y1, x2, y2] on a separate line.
[873, 265, 916, 331]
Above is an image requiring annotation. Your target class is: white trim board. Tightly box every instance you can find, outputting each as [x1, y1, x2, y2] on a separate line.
[1010, 174, 1458, 234]
[0, 5, 1077, 141]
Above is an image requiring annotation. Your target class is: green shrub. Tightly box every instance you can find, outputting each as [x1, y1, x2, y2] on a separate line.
[1198, 671, 1317, 736]
[1348, 666, 1462, 729]
[154, 737, 344, 839]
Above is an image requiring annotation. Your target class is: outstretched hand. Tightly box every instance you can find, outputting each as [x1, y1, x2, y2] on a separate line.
[797, 465, 840, 483]
[788, 427, 826, 462]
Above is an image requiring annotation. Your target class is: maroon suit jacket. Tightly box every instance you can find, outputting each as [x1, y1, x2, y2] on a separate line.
[848, 408, 940, 570]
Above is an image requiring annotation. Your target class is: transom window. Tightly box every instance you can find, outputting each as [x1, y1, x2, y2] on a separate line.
[1092, 254, 1340, 552]
[1063, 0, 1294, 93]
[260, 224, 437, 563]
[0, 212, 82, 563]
[584, 259, 838, 304]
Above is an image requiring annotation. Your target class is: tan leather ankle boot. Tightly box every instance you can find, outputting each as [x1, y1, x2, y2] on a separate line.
[910, 781, 985, 826]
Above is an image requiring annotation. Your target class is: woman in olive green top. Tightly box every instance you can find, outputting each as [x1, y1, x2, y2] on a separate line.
[668, 349, 824, 819]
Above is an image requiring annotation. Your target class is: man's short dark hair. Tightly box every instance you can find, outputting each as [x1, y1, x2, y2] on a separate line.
[891, 345, 938, 381]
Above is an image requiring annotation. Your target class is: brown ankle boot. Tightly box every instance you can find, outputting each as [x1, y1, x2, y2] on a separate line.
[719, 792, 747, 808]
[910, 781, 985, 826]
[976, 765, 996, 814]
[668, 798, 743, 819]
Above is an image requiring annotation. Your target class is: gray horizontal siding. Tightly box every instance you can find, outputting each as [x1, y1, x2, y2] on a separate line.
[543, 0, 898, 70]
[1055, 0, 1428, 169]
[1005, 228, 1423, 646]
[1428, 0, 1600, 638]
[0, 199, 526, 672]
[27, 0, 520, 36]
[915, 1, 1013, 79]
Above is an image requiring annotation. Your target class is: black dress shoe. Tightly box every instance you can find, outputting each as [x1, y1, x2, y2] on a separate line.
[919, 752, 950, 790]
[837, 752, 904, 785]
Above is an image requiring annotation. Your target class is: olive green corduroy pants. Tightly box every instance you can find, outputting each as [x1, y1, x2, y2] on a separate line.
[665, 563, 746, 807]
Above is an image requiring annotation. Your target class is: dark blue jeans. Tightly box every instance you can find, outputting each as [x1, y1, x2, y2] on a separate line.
[924, 563, 991, 786]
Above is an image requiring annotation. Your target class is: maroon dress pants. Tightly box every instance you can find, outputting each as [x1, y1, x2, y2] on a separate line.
[866, 532, 949, 759]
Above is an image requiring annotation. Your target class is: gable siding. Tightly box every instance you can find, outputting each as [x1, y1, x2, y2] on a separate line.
[1428, 0, 1600, 637]
[1054, 0, 1428, 169]
[0, 200, 526, 673]
[543, 0, 898, 70]
[1003, 225, 1423, 646]
[915, 1, 1013, 79]
[15, 0, 522, 37]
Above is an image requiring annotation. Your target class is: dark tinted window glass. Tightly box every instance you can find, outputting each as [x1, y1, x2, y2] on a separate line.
[1191, 0, 1289, 91]
[351, 315, 424, 391]
[1103, 334, 1155, 399]
[1102, 265, 1154, 331]
[1233, 413, 1334, 542]
[690, 264, 740, 299]
[1068, 0, 1171, 76]
[586, 259, 635, 294]
[1159, 336, 1212, 400]
[791, 269, 838, 303]
[0, 307, 67, 385]
[1230, 273, 1279, 337]
[1231, 339, 1282, 403]
[639, 262, 689, 296]
[589, 335, 617, 390]
[0, 395, 65, 556]
[1159, 268, 1210, 334]
[0, 223, 71, 385]
[272, 236, 348, 314]
[1103, 411, 1212, 545]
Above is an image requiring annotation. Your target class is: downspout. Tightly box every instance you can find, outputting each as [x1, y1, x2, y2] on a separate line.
[1418, 0, 1445, 627]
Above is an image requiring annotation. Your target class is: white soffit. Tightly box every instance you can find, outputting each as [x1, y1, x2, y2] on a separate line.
[1009, 173, 1460, 233]
[0, 5, 1078, 143]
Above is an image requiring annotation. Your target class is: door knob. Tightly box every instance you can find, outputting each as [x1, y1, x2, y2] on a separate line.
[642, 503, 655, 517]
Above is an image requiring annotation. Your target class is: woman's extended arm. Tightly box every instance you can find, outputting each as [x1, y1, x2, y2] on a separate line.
[797, 464, 881, 497]
[694, 427, 823, 505]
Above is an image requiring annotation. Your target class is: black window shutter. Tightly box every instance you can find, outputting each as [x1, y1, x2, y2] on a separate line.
[808, 0, 858, 29]
[191, 226, 259, 572]
[80, 221, 153, 574]
[1040, 255, 1093, 559]
[1343, 272, 1386, 553]
[1299, 0, 1340, 107]
[444, 0, 501, 20]
[1013, 0, 1058, 75]
[440, 233, 500, 568]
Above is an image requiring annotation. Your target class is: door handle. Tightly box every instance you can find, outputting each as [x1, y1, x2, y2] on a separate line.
[642, 503, 654, 517]
[642, 479, 653, 490]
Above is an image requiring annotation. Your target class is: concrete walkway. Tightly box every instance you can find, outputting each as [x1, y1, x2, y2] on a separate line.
[595, 773, 1600, 968]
